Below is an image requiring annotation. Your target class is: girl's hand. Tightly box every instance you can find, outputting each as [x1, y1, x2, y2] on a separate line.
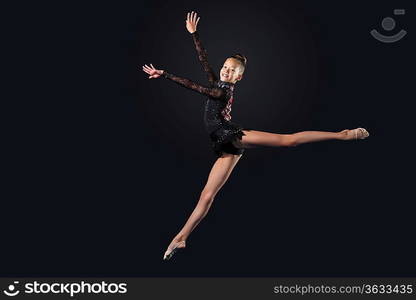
[141, 64, 164, 79]
[186, 11, 200, 34]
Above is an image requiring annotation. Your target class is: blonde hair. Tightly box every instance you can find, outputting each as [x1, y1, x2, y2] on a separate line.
[230, 53, 247, 74]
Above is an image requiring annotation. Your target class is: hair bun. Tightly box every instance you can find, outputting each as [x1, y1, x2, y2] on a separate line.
[232, 53, 247, 66]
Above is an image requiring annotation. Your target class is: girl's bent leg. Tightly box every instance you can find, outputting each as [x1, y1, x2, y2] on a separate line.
[165, 153, 242, 253]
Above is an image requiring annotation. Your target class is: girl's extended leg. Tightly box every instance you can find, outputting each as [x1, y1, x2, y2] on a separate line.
[238, 128, 368, 148]
[163, 153, 243, 259]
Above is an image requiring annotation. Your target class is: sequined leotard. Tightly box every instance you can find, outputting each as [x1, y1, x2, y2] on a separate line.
[162, 31, 250, 157]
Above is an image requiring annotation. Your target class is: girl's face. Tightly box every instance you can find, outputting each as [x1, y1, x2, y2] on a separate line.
[220, 58, 243, 83]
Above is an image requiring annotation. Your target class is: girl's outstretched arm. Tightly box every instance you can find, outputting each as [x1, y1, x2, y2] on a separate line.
[186, 11, 218, 86]
[162, 70, 223, 98]
[142, 64, 224, 99]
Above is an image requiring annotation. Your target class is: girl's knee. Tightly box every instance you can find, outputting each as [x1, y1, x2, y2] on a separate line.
[200, 190, 215, 205]
[281, 135, 298, 147]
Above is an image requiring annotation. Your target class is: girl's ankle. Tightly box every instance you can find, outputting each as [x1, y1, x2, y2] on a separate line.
[173, 235, 186, 243]
[338, 130, 348, 140]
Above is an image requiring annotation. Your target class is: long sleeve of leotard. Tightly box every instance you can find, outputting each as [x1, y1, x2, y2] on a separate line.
[191, 31, 218, 86]
[162, 71, 224, 99]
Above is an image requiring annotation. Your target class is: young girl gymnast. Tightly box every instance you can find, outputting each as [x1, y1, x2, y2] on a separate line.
[141, 11, 369, 260]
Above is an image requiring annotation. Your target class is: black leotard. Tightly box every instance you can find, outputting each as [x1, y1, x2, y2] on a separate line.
[162, 31, 249, 157]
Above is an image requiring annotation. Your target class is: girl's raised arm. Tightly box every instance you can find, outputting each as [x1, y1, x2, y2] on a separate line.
[186, 11, 218, 86]
[142, 64, 224, 99]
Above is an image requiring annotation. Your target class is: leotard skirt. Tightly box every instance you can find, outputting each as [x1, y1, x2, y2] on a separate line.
[209, 121, 252, 158]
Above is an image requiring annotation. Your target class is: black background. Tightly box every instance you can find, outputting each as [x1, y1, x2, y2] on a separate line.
[3, 0, 415, 276]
